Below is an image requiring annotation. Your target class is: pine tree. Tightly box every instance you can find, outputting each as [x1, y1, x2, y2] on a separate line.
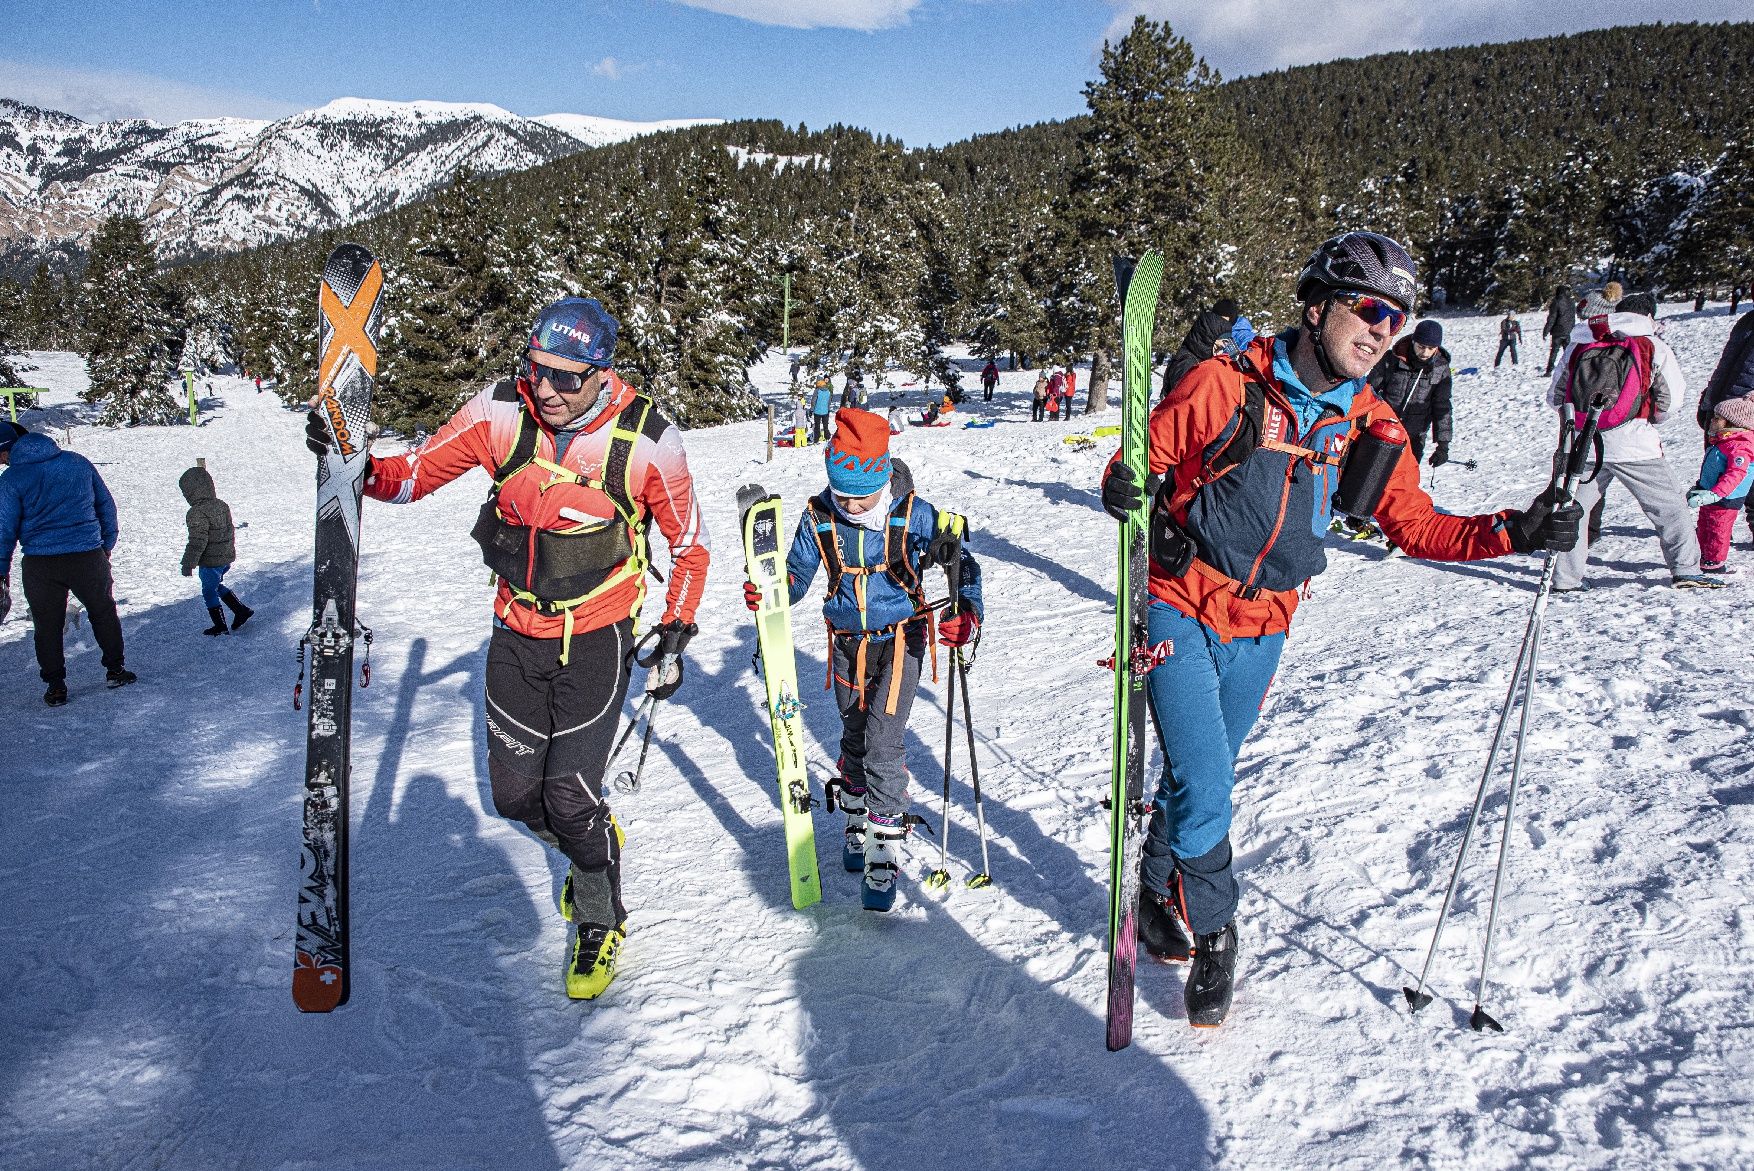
[0, 281, 23, 386]
[20, 260, 65, 349]
[78, 216, 186, 426]
[1057, 16, 1227, 410]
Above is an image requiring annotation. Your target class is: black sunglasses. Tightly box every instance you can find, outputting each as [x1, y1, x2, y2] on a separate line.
[526, 356, 594, 394]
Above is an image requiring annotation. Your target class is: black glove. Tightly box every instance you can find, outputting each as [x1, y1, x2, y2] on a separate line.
[1507, 488, 1584, 554]
[1428, 443, 1449, 468]
[305, 409, 332, 455]
[644, 620, 696, 701]
[1101, 461, 1143, 522]
[181, 565, 193, 577]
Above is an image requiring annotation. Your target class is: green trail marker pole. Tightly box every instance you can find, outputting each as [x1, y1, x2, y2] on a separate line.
[782, 271, 792, 351]
[0, 388, 49, 422]
[184, 371, 197, 425]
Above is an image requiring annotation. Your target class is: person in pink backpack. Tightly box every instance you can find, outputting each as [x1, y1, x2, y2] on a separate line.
[1547, 292, 1723, 590]
[1687, 396, 1754, 575]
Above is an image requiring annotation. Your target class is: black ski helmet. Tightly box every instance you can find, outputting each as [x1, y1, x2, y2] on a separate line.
[1296, 231, 1418, 311]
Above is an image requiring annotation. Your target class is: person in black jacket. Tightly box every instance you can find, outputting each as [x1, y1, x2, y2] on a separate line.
[1369, 318, 1454, 465]
[1695, 308, 1754, 537]
[1542, 284, 1576, 375]
[1160, 298, 1239, 401]
[1494, 313, 1523, 367]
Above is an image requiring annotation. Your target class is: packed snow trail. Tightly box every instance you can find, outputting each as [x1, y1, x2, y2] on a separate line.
[2, 304, 1750, 1169]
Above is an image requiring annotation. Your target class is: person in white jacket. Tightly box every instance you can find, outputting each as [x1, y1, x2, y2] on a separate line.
[1546, 296, 1725, 590]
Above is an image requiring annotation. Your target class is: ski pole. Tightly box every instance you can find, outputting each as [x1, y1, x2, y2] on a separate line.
[926, 651, 956, 889]
[1404, 395, 1605, 1025]
[956, 648, 993, 888]
[616, 702, 660, 795]
[608, 693, 658, 793]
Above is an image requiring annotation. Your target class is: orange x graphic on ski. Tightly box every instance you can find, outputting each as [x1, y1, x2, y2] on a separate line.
[317, 261, 383, 391]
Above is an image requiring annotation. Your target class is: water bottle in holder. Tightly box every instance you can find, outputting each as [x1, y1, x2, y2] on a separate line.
[1333, 418, 1408, 518]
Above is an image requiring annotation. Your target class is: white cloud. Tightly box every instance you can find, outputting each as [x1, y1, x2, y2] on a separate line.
[0, 59, 299, 124]
[667, 0, 923, 32]
[1102, 1, 1754, 79]
[592, 57, 624, 80]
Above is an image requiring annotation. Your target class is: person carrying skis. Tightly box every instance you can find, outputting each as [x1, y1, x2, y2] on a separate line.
[1098, 231, 1583, 1027]
[317, 296, 710, 1000]
[743, 408, 982, 912]
[179, 465, 253, 636]
[0, 423, 136, 705]
[1494, 312, 1522, 367]
[1547, 292, 1723, 591]
[981, 359, 999, 402]
[1542, 285, 1576, 375]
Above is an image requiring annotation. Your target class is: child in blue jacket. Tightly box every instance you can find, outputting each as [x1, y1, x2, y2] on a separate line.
[744, 408, 983, 911]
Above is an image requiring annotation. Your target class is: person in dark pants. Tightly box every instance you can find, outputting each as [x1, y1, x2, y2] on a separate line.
[1368, 318, 1454, 465]
[321, 296, 711, 1000]
[1494, 312, 1522, 367]
[1542, 285, 1576, 375]
[0, 425, 135, 705]
[745, 409, 983, 913]
[980, 359, 999, 401]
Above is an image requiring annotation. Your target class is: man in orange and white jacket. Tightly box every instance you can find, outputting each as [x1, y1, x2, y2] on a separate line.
[333, 296, 709, 1000]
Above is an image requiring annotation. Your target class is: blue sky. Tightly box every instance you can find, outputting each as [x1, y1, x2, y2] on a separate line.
[2, 0, 1748, 144]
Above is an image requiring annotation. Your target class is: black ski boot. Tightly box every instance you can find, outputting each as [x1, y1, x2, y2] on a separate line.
[44, 682, 69, 706]
[222, 592, 254, 630]
[105, 668, 138, 689]
[1138, 889, 1192, 962]
[1184, 921, 1238, 1028]
[203, 605, 229, 636]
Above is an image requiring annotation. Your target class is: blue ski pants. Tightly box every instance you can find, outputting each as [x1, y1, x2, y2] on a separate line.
[1141, 603, 1284, 935]
[196, 564, 233, 608]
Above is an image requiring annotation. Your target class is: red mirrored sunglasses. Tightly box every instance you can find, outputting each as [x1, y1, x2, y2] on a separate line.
[1333, 290, 1407, 333]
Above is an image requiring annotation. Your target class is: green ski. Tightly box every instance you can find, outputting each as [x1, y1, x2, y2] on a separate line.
[1106, 251, 1164, 1050]
[739, 485, 823, 910]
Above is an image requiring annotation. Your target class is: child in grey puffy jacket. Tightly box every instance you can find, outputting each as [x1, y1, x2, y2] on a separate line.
[180, 466, 253, 635]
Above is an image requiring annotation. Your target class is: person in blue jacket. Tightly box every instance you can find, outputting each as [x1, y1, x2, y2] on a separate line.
[742, 408, 983, 912]
[809, 374, 834, 444]
[0, 426, 136, 705]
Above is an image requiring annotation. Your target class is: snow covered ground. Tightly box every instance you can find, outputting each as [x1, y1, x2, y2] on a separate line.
[2, 303, 1750, 1170]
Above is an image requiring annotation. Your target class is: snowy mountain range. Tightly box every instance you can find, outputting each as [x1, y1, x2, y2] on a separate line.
[0, 97, 721, 266]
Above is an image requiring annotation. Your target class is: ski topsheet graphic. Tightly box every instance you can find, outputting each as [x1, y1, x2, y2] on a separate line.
[739, 485, 822, 911]
[294, 243, 383, 1012]
[1105, 251, 1164, 1051]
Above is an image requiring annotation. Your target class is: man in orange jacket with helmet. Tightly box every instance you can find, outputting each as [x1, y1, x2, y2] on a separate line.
[1099, 231, 1582, 1027]
[311, 296, 709, 1000]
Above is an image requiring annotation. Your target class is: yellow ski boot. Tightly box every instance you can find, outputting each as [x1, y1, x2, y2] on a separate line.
[566, 921, 626, 1000]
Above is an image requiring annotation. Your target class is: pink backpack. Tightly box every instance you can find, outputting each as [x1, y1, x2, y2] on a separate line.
[1561, 319, 1655, 431]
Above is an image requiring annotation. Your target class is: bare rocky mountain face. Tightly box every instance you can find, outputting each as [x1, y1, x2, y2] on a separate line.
[0, 97, 719, 272]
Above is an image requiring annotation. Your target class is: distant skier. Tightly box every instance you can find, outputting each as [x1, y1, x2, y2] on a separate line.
[810, 374, 834, 444]
[1031, 371, 1048, 422]
[1062, 366, 1077, 419]
[1099, 231, 1583, 1027]
[317, 297, 710, 1000]
[791, 395, 809, 446]
[789, 354, 802, 390]
[743, 408, 981, 911]
[0, 423, 136, 705]
[980, 359, 999, 402]
[1542, 284, 1576, 375]
[1494, 312, 1522, 367]
[179, 465, 253, 636]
